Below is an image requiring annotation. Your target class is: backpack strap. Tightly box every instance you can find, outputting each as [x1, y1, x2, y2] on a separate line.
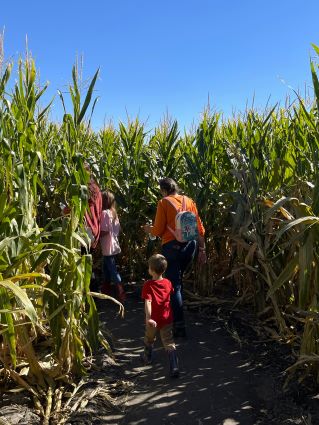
[182, 196, 186, 210]
[164, 196, 187, 239]
[164, 196, 179, 212]
[164, 195, 187, 212]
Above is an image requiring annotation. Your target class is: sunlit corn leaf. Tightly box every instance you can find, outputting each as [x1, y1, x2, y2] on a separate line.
[0, 279, 37, 323]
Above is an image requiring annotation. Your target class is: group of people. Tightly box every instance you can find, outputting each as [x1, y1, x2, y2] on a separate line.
[83, 169, 206, 379]
[63, 163, 126, 302]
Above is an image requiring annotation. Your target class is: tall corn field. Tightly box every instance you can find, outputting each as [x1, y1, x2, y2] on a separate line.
[2, 41, 319, 422]
[0, 55, 112, 423]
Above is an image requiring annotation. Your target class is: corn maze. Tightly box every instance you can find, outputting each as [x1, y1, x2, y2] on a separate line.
[2, 39, 319, 422]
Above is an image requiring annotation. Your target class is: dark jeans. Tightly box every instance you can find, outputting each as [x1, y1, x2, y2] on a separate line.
[161, 239, 197, 329]
[103, 255, 121, 284]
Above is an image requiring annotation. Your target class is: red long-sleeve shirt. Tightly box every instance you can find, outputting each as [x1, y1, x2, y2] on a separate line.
[85, 178, 102, 249]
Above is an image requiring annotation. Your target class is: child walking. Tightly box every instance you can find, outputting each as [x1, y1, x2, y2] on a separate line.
[141, 254, 179, 378]
[100, 190, 126, 303]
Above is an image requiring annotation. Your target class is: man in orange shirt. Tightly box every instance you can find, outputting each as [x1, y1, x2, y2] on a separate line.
[143, 178, 206, 337]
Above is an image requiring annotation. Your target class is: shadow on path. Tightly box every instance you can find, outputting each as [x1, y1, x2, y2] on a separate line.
[99, 292, 271, 425]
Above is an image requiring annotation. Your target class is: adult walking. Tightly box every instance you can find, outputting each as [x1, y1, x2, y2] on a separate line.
[62, 162, 102, 291]
[62, 162, 102, 251]
[143, 177, 206, 337]
[84, 164, 102, 251]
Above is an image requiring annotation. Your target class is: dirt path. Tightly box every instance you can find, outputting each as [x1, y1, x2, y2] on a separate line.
[99, 293, 307, 425]
[0, 290, 315, 424]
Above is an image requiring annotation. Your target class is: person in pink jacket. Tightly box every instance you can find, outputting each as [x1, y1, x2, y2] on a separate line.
[100, 190, 126, 303]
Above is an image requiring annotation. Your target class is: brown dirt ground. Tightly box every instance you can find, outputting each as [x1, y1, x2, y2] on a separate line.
[92, 291, 317, 425]
[1, 286, 319, 425]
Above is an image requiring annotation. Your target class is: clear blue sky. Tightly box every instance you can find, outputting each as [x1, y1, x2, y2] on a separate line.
[2, 1, 319, 131]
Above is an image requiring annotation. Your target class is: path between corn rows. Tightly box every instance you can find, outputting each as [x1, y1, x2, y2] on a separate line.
[96, 291, 308, 425]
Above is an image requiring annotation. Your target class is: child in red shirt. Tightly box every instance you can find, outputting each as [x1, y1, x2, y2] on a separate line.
[141, 254, 179, 378]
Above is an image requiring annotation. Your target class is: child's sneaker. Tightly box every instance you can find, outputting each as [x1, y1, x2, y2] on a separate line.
[140, 345, 153, 365]
[101, 281, 112, 295]
[173, 326, 187, 338]
[116, 283, 126, 303]
[168, 350, 179, 378]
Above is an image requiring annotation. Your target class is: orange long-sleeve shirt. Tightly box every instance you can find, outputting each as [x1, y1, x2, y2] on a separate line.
[151, 194, 205, 245]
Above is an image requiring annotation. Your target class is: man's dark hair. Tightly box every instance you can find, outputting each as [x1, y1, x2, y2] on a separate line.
[148, 254, 167, 275]
[159, 177, 180, 195]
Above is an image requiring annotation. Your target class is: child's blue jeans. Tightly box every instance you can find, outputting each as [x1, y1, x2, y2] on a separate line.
[103, 255, 121, 284]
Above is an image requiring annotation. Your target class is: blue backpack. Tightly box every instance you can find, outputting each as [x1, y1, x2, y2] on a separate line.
[165, 196, 199, 242]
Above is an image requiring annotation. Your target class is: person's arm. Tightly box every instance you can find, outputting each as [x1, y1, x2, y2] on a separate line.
[197, 235, 207, 264]
[145, 300, 157, 327]
[85, 180, 102, 247]
[190, 200, 207, 264]
[100, 210, 110, 237]
[198, 234, 206, 250]
[143, 200, 167, 237]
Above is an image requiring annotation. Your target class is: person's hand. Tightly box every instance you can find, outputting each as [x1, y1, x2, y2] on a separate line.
[62, 206, 71, 216]
[143, 224, 153, 234]
[197, 249, 207, 266]
[147, 319, 157, 328]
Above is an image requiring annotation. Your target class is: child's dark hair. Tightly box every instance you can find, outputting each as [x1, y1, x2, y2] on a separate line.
[102, 190, 118, 220]
[148, 254, 167, 275]
[159, 177, 180, 195]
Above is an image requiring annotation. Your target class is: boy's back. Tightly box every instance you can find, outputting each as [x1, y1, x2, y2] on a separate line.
[142, 278, 173, 328]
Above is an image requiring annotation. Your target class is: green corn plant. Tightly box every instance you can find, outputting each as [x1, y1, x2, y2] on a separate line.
[95, 124, 120, 188]
[4, 34, 319, 403]
[46, 64, 106, 369]
[0, 56, 114, 423]
[109, 118, 156, 276]
[149, 118, 185, 181]
[177, 112, 233, 294]
[260, 44, 319, 381]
